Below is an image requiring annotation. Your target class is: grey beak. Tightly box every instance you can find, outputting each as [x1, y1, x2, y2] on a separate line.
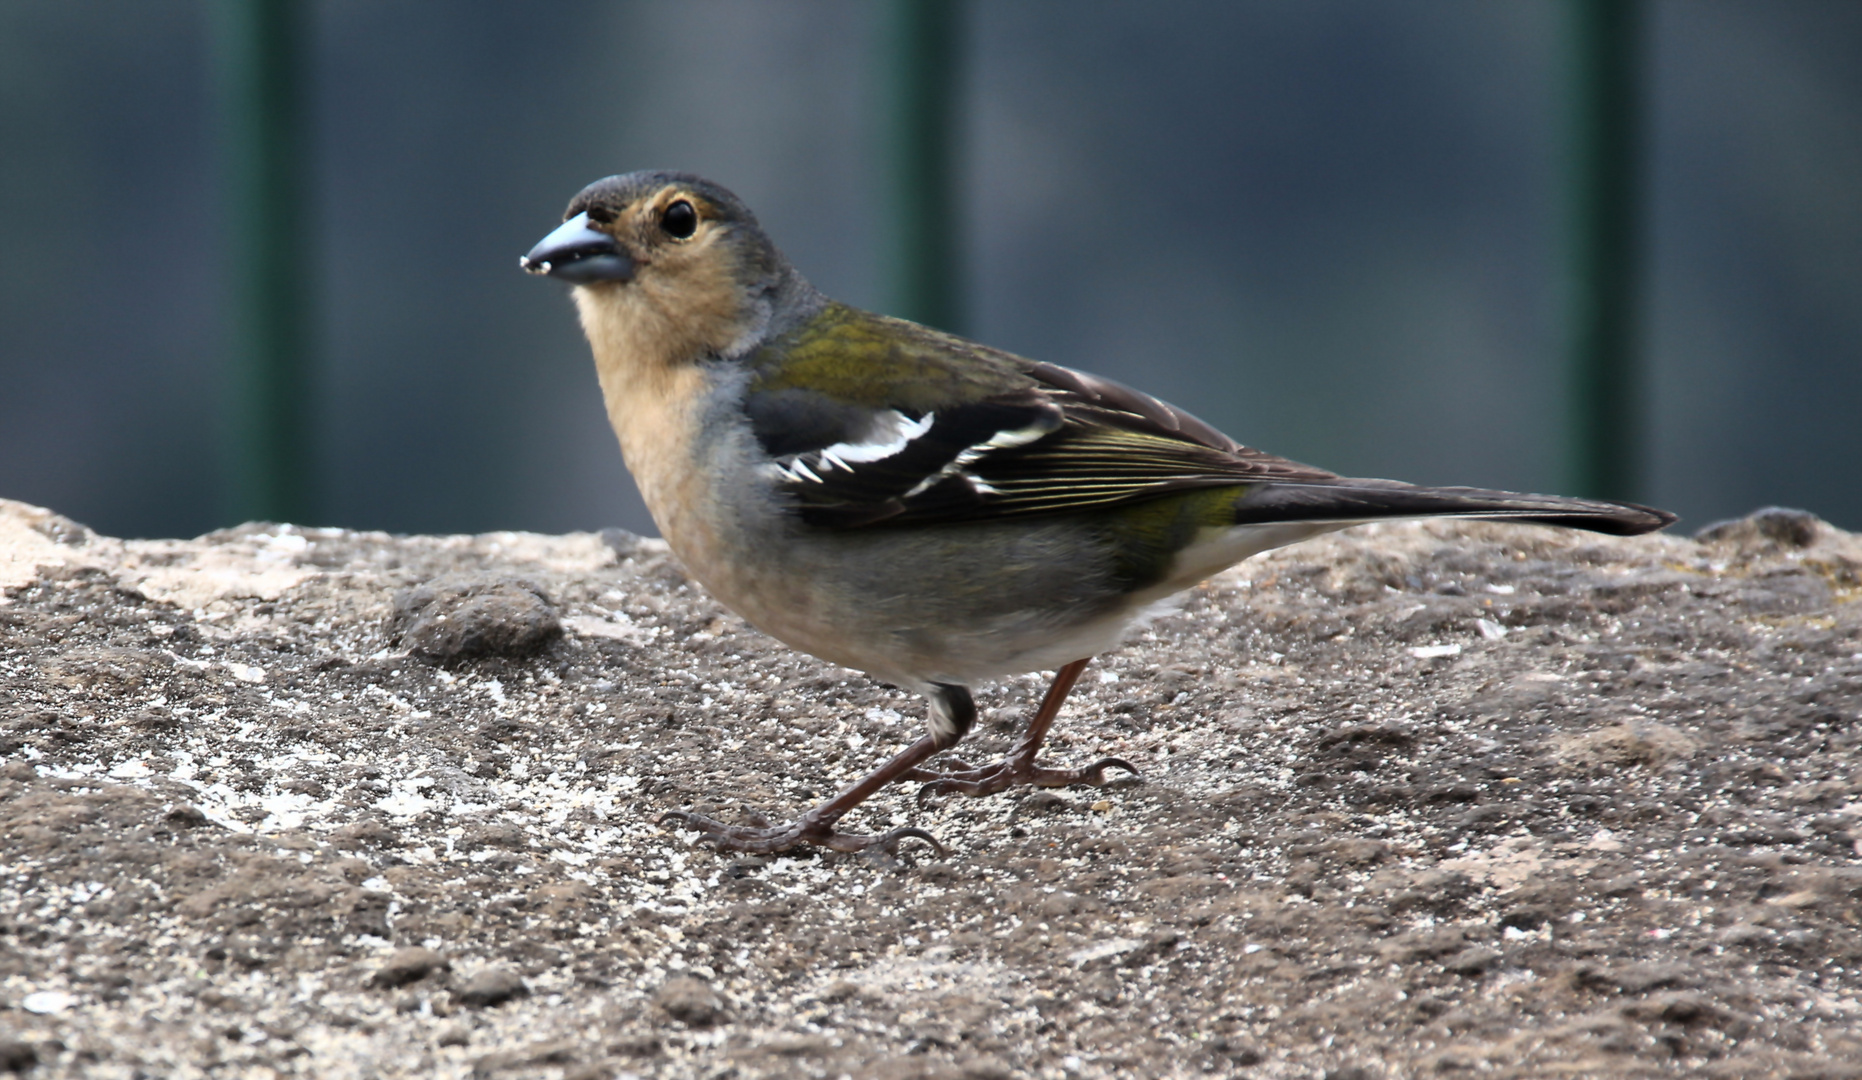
[520, 212, 636, 284]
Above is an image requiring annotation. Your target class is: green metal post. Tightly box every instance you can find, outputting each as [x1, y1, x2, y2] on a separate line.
[882, 0, 964, 334]
[210, 0, 314, 526]
[1565, 0, 1645, 502]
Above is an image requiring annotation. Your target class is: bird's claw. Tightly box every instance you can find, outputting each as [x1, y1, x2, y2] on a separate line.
[657, 810, 947, 857]
[911, 755, 1140, 804]
[1070, 756, 1141, 787]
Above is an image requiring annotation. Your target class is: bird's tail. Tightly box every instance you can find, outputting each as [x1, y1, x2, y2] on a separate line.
[1231, 480, 1675, 537]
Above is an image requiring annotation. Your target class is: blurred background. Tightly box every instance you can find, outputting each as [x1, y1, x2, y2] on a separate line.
[2, 0, 1858, 540]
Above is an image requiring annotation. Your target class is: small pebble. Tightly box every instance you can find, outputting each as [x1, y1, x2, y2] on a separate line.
[455, 968, 529, 1008]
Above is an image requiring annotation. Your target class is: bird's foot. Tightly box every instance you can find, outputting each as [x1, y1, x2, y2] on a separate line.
[904, 754, 1139, 804]
[658, 809, 947, 857]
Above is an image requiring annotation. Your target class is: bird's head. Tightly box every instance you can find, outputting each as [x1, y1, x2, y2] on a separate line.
[523, 171, 806, 365]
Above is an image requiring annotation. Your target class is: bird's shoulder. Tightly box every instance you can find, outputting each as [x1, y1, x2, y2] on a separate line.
[747, 302, 1030, 410]
[736, 303, 1336, 529]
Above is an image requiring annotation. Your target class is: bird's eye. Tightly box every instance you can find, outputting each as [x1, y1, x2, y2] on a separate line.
[661, 199, 698, 239]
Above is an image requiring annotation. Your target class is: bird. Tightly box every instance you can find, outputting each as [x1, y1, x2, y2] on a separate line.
[521, 170, 1675, 857]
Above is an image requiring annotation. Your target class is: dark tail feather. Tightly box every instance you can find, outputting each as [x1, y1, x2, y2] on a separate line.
[1232, 480, 1676, 537]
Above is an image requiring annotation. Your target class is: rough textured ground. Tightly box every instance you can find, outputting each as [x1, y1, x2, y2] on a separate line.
[2, 497, 1860, 1080]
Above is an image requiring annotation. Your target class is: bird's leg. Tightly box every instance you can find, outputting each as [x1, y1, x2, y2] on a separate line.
[659, 684, 977, 856]
[904, 658, 1138, 802]
[661, 735, 947, 855]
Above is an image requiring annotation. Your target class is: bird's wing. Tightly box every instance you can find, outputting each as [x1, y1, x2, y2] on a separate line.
[742, 305, 1336, 529]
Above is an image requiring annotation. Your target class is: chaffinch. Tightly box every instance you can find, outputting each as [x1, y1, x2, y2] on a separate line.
[522, 170, 1675, 856]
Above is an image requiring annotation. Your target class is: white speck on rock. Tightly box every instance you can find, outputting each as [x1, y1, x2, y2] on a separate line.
[23, 990, 76, 1014]
[1067, 937, 1145, 965]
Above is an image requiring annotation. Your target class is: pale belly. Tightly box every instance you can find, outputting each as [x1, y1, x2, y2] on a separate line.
[657, 493, 1341, 691]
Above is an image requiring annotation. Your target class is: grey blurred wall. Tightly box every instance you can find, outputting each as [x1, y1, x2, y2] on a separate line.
[2, 1, 1858, 539]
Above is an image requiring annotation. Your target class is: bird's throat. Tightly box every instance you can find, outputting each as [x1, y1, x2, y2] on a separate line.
[574, 286, 716, 555]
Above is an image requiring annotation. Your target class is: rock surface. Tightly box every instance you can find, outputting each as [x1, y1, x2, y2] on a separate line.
[1, 496, 1860, 1078]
